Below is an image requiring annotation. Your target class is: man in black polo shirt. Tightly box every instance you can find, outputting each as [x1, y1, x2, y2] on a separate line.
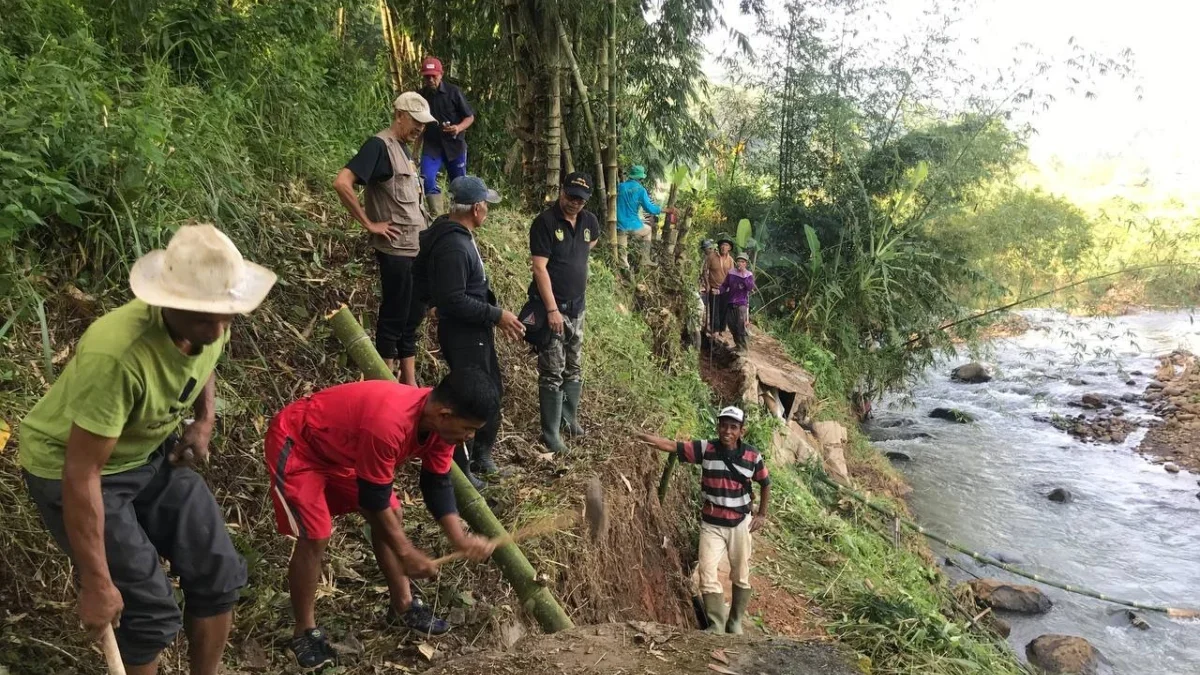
[417, 57, 475, 217]
[529, 172, 601, 454]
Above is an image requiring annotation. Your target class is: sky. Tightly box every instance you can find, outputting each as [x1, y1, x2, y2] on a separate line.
[701, 0, 1200, 196]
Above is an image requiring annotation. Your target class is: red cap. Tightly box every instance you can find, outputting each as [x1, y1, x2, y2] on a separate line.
[421, 57, 443, 76]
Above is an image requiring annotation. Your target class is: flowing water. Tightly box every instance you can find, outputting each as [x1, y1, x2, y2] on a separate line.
[869, 310, 1200, 674]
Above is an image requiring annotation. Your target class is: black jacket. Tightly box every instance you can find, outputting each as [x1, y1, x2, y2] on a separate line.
[413, 216, 500, 346]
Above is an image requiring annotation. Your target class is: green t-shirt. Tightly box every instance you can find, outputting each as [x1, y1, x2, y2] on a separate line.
[19, 300, 228, 479]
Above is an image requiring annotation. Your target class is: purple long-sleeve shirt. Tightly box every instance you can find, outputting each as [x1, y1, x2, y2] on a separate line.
[720, 268, 755, 306]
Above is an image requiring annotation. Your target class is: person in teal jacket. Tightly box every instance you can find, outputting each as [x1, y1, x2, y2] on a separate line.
[616, 165, 672, 268]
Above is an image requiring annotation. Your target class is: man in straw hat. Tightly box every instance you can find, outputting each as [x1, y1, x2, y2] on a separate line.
[637, 405, 770, 635]
[19, 224, 276, 674]
[702, 236, 735, 335]
[334, 91, 436, 386]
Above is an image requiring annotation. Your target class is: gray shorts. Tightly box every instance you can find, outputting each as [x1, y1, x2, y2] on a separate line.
[24, 446, 246, 666]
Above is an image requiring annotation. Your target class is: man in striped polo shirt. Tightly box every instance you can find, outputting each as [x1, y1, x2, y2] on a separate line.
[638, 406, 770, 634]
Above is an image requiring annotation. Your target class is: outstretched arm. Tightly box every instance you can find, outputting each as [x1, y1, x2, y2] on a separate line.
[636, 432, 680, 453]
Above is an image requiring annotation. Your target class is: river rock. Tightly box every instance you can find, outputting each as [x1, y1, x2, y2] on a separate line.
[967, 579, 1052, 614]
[1146, 381, 1164, 390]
[951, 362, 992, 384]
[1025, 634, 1103, 674]
[1120, 393, 1138, 403]
[929, 407, 975, 423]
[877, 418, 915, 428]
[812, 421, 850, 485]
[884, 451, 911, 462]
[1125, 378, 1136, 386]
[1080, 393, 1106, 409]
[1047, 487, 1073, 503]
[867, 427, 932, 442]
[981, 614, 1011, 638]
[1164, 462, 1180, 473]
[1067, 377, 1088, 386]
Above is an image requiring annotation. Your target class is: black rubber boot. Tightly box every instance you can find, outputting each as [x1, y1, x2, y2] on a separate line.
[454, 443, 485, 490]
[560, 381, 585, 438]
[726, 586, 751, 634]
[539, 387, 570, 453]
[702, 593, 727, 633]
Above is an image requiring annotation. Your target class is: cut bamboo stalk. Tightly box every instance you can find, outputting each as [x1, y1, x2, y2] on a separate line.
[327, 306, 575, 633]
[604, 0, 619, 251]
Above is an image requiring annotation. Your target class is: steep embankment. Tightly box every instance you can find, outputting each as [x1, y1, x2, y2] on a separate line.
[0, 207, 1019, 675]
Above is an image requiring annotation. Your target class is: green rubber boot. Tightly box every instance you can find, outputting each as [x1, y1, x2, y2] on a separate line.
[726, 586, 751, 634]
[425, 193, 445, 217]
[560, 381, 585, 438]
[539, 387, 570, 453]
[702, 593, 727, 633]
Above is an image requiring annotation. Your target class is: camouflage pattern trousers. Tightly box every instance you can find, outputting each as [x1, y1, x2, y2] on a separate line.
[538, 311, 585, 390]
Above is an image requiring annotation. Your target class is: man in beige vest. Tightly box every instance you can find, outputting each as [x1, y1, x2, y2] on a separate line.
[334, 92, 435, 385]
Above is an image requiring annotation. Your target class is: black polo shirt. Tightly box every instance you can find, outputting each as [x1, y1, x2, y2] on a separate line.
[528, 204, 601, 314]
[419, 81, 474, 160]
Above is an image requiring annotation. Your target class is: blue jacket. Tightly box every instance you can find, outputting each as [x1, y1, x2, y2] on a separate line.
[616, 179, 661, 231]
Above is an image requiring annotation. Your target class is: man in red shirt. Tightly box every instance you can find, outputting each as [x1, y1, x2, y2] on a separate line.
[264, 369, 497, 669]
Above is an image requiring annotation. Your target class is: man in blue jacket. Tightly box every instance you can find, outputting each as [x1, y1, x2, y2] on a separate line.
[412, 176, 525, 486]
[616, 165, 673, 268]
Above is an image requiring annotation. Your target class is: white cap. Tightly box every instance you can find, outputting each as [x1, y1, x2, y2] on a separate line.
[718, 405, 745, 424]
[392, 91, 436, 124]
[129, 224, 277, 314]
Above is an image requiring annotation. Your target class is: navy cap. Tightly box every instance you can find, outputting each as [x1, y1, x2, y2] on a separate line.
[449, 176, 502, 205]
[562, 172, 594, 200]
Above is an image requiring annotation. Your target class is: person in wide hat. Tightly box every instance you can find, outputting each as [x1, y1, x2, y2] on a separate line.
[20, 224, 275, 673]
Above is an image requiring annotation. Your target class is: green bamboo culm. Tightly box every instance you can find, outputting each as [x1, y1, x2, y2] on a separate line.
[327, 306, 576, 633]
[657, 453, 678, 502]
[812, 473, 1200, 620]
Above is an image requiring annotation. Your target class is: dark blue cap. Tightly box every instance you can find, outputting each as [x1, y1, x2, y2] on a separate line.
[449, 176, 502, 205]
[562, 172, 594, 199]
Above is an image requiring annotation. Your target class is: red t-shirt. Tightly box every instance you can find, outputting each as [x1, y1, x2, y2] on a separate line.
[295, 380, 454, 484]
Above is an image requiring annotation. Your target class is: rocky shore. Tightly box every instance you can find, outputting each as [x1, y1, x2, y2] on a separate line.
[1137, 350, 1200, 472]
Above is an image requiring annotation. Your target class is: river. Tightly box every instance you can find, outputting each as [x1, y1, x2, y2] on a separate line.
[869, 309, 1200, 675]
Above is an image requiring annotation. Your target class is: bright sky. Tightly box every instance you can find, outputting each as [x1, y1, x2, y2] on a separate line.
[702, 0, 1200, 195]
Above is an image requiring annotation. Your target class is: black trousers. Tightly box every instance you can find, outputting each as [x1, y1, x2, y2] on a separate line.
[375, 251, 423, 360]
[705, 291, 728, 333]
[441, 328, 503, 458]
[24, 447, 246, 665]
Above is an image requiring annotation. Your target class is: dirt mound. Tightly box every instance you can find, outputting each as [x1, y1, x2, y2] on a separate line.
[422, 621, 856, 675]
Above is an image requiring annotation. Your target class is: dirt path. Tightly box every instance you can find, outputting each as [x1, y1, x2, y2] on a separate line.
[422, 621, 855, 675]
[1138, 350, 1200, 472]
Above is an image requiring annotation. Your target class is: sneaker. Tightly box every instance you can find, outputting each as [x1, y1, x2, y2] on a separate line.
[289, 628, 338, 670]
[388, 596, 450, 635]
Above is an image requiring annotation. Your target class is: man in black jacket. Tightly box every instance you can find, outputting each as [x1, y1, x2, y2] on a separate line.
[413, 176, 525, 485]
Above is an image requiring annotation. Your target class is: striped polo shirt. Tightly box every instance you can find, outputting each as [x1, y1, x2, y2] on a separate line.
[677, 439, 770, 527]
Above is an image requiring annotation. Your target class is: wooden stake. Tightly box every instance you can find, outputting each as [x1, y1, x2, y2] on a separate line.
[101, 625, 126, 675]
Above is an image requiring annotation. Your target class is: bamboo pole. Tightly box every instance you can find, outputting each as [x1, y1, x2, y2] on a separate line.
[657, 454, 678, 502]
[544, 9, 563, 204]
[673, 205, 693, 261]
[377, 0, 402, 92]
[327, 307, 575, 633]
[556, 14, 605, 199]
[604, 0, 619, 252]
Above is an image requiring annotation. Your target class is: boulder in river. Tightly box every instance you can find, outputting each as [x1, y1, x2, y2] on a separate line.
[1164, 462, 1180, 474]
[929, 407, 975, 423]
[1067, 377, 1088, 387]
[1047, 487, 1073, 503]
[884, 451, 911, 462]
[1080, 393, 1106, 409]
[967, 579, 1052, 614]
[1025, 634, 1103, 674]
[950, 362, 992, 384]
[867, 427, 932, 442]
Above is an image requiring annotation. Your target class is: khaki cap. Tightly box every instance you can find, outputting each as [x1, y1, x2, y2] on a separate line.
[393, 91, 436, 124]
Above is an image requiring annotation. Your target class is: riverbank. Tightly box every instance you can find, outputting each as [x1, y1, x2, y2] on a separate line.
[1138, 350, 1200, 472]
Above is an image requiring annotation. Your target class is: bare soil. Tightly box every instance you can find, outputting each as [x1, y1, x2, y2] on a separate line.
[422, 621, 856, 675]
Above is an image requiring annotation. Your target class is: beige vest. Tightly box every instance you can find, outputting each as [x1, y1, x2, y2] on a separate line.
[364, 129, 430, 257]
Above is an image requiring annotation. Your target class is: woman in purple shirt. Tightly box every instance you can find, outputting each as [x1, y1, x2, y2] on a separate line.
[720, 253, 755, 350]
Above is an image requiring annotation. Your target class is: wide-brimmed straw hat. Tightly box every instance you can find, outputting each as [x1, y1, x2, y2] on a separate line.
[130, 224, 277, 314]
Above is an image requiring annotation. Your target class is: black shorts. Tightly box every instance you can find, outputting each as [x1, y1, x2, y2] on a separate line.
[24, 446, 246, 666]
